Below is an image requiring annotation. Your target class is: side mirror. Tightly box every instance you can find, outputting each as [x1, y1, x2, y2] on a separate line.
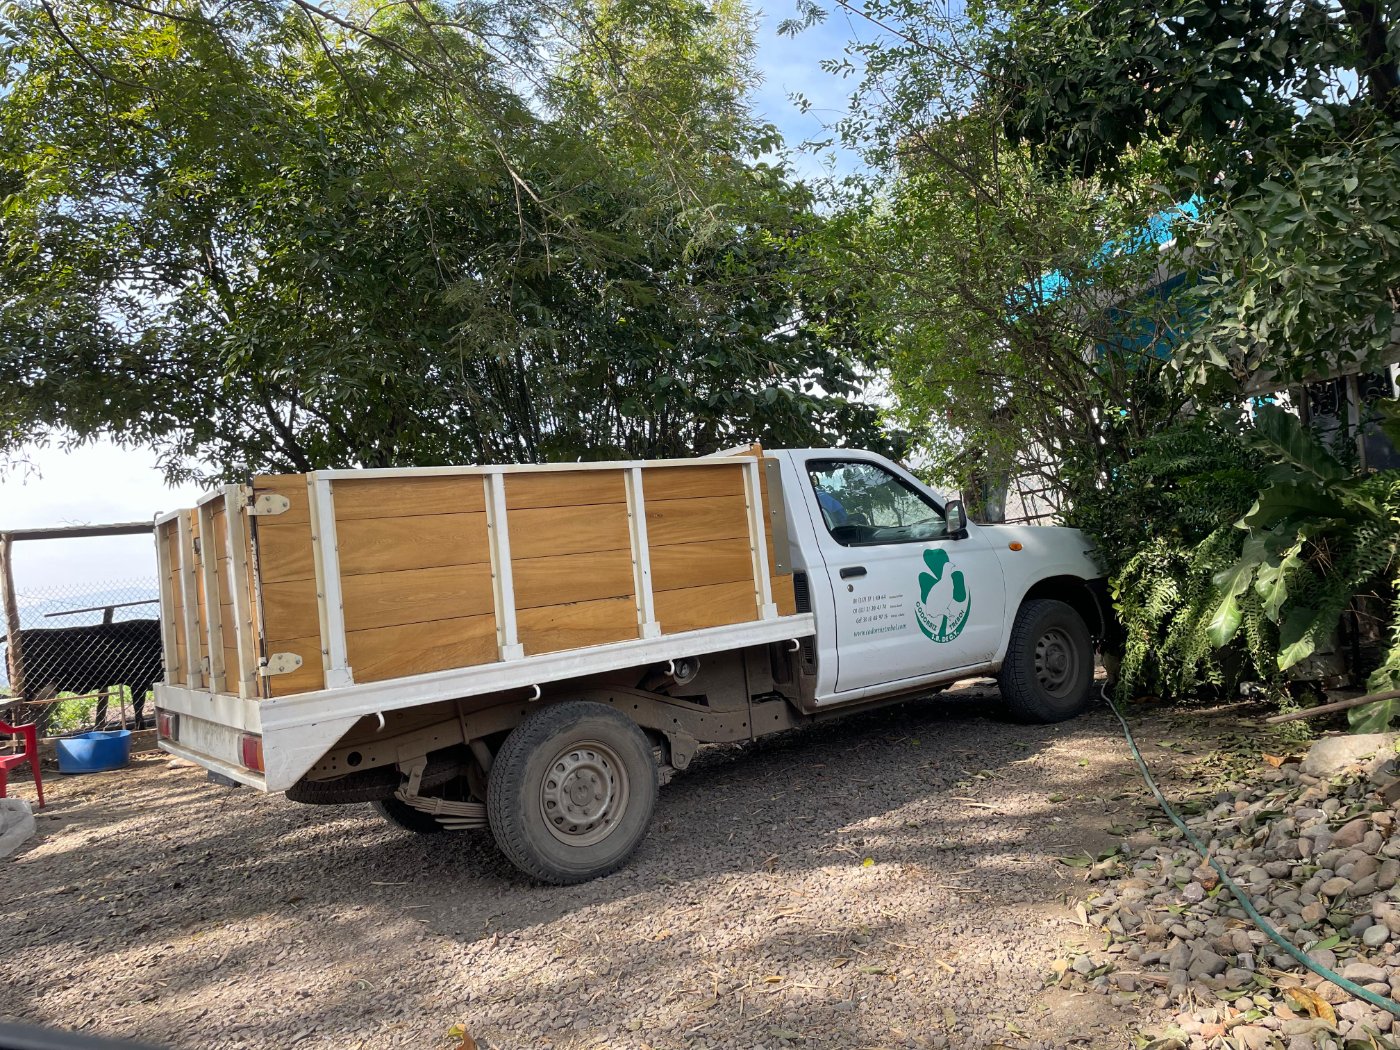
[944, 499, 968, 538]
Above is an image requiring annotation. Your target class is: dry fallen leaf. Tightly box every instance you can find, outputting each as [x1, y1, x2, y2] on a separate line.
[763, 975, 783, 984]
[1261, 752, 1300, 768]
[1284, 986, 1337, 1025]
[447, 1023, 478, 1050]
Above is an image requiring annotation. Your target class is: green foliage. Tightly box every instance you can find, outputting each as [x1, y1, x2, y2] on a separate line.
[990, 0, 1400, 389]
[1063, 411, 1274, 700]
[0, 1, 883, 480]
[784, 1, 1192, 502]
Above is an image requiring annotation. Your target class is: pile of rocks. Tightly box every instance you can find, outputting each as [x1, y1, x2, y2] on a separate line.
[1059, 733, 1400, 1050]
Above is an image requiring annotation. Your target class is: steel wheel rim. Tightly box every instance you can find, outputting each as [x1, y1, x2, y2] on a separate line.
[1034, 627, 1078, 698]
[539, 739, 629, 847]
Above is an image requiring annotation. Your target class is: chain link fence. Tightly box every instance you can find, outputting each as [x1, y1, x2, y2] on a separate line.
[1, 578, 163, 736]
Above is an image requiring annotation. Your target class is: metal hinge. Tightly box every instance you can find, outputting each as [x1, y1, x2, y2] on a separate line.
[259, 652, 303, 677]
[249, 493, 291, 517]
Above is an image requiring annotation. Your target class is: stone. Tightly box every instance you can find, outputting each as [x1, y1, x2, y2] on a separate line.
[1188, 948, 1228, 978]
[1332, 819, 1371, 850]
[1302, 734, 1398, 778]
[1353, 874, 1379, 896]
[1142, 923, 1168, 943]
[1320, 877, 1353, 897]
[1302, 901, 1329, 923]
[1182, 882, 1207, 903]
[1166, 942, 1191, 971]
[1072, 955, 1095, 975]
[0, 798, 35, 860]
[1233, 1025, 1271, 1050]
[1378, 859, 1400, 890]
[1364, 925, 1390, 948]
[1223, 967, 1253, 989]
[1341, 961, 1388, 984]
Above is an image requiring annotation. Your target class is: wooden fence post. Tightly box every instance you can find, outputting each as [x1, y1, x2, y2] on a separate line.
[0, 532, 25, 701]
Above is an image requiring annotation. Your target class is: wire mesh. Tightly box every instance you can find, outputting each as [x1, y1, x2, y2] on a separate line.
[1, 578, 162, 736]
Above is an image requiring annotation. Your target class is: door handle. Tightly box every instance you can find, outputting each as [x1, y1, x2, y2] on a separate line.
[840, 566, 867, 579]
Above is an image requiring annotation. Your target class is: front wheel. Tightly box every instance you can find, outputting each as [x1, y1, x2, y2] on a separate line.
[487, 701, 658, 885]
[998, 598, 1094, 723]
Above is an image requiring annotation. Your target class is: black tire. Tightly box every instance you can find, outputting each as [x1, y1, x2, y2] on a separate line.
[371, 796, 445, 834]
[285, 751, 462, 805]
[998, 598, 1094, 723]
[487, 701, 658, 885]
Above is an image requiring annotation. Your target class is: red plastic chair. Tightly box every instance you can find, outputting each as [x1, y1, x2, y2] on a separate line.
[0, 719, 43, 809]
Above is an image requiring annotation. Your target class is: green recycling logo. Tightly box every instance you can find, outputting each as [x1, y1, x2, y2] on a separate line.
[915, 548, 970, 643]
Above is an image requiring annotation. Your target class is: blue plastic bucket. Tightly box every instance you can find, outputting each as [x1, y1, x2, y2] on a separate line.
[55, 730, 133, 774]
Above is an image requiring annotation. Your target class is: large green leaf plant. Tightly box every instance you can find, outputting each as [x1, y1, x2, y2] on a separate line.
[1210, 405, 1400, 727]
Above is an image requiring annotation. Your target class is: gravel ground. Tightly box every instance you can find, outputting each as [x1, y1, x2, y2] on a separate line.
[2, 682, 1183, 1050]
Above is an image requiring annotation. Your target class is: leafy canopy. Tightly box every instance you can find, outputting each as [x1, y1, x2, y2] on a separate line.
[0, 0, 884, 481]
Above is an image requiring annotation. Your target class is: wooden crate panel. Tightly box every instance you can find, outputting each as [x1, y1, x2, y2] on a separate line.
[263, 632, 325, 697]
[255, 521, 315, 584]
[771, 574, 798, 617]
[505, 470, 627, 510]
[219, 601, 237, 652]
[643, 464, 746, 502]
[518, 596, 638, 655]
[222, 647, 240, 687]
[346, 614, 497, 684]
[653, 579, 758, 634]
[645, 495, 749, 547]
[337, 513, 490, 576]
[509, 502, 630, 561]
[260, 578, 320, 643]
[341, 563, 495, 633]
[513, 548, 635, 609]
[253, 474, 311, 525]
[649, 539, 754, 592]
[333, 475, 486, 520]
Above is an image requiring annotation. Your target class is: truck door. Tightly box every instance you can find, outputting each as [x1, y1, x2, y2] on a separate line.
[802, 457, 1007, 694]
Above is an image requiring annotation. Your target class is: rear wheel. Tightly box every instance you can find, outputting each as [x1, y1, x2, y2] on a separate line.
[998, 598, 1094, 723]
[371, 796, 444, 835]
[487, 701, 658, 885]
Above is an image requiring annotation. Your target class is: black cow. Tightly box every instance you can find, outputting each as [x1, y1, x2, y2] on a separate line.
[6, 619, 163, 732]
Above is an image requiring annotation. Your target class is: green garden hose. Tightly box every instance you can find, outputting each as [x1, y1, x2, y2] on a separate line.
[1104, 689, 1400, 1018]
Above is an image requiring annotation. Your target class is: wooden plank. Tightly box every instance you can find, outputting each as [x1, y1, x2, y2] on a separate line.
[518, 596, 639, 654]
[645, 495, 750, 547]
[337, 512, 491, 576]
[332, 475, 486, 520]
[252, 474, 311, 525]
[653, 579, 758, 635]
[260, 579, 321, 644]
[643, 464, 746, 502]
[771, 574, 797, 617]
[262, 632, 325, 697]
[219, 601, 237, 652]
[505, 470, 627, 511]
[255, 521, 315, 584]
[512, 548, 635, 609]
[346, 614, 498, 685]
[509, 502, 631, 561]
[340, 563, 496, 633]
[222, 646, 240, 682]
[649, 538, 755, 591]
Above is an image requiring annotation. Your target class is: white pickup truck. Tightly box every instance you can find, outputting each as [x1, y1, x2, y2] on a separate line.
[153, 447, 1107, 883]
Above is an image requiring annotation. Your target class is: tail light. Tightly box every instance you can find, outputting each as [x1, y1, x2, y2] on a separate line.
[157, 710, 179, 740]
[239, 733, 264, 772]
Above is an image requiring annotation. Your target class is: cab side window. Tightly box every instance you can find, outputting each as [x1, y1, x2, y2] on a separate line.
[807, 460, 948, 546]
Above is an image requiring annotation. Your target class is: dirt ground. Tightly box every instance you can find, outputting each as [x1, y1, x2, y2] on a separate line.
[2, 682, 1195, 1050]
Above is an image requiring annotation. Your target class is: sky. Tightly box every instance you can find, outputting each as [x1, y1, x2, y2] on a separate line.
[0, 2, 879, 597]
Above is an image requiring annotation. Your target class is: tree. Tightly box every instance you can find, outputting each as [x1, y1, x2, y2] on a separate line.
[0, 1, 884, 482]
[783, 0, 1191, 509]
[991, 0, 1400, 389]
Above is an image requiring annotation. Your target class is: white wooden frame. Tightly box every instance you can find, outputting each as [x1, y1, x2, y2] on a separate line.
[152, 513, 180, 685]
[195, 499, 227, 694]
[223, 485, 258, 699]
[308, 475, 354, 689]
[174, 511, 203, 689]
[625, 468, 661, 640]
[741, 458, 778, 620]
[483, 471, 525, 661]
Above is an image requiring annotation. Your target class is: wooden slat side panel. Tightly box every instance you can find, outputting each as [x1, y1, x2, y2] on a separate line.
[252, 476, 323, 697]
[512, 549, 635, 610]
[252, 474, 311, 525]
[337, 513, 491, 576]
[347, 615, 498, 684]
[505, 471, 627, 511]
[518, 597, 638, 655]
[645, 496, 749, 548]
[261, 632, 324, 696]
[650, 539, 754, 592]
[508, 503, 630, 561]
[162, 522, 185, 685]
[340, 563, 496, 634]
[653, 580, 758, 635]
[771, 575, 798, 617]
[332, 476, 486, 521]
[642, 464, 746, 502]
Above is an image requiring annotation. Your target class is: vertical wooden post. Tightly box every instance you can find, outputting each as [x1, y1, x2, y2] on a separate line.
[0, 532, 24, 699]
